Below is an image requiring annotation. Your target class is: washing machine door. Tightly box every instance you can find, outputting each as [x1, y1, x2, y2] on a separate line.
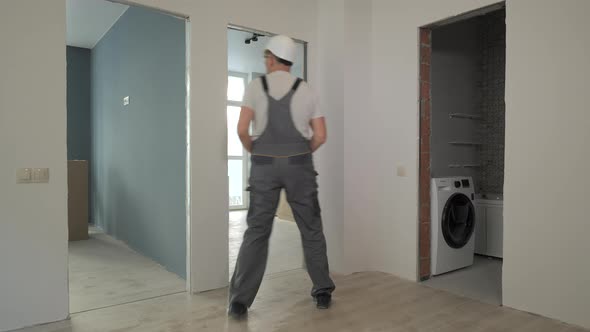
[441, 193, 475, 249]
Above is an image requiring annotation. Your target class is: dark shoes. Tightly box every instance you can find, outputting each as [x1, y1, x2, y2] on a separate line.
[315, 294, 332, 309]
[228, 302, 248, 319]
[229, 295, 330, 318]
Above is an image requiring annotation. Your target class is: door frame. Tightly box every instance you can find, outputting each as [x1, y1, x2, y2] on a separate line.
[67, 0, 193, 303]
[417, 1, 506, 289]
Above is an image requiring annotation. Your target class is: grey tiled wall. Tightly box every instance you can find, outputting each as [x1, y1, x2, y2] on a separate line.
[477, 10, 506, 194]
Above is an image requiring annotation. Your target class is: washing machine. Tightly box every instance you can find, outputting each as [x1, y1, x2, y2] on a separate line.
[431, 177, 476, 275]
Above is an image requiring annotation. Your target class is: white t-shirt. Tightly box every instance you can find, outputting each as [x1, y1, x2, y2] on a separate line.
[242, 71, 322, 140]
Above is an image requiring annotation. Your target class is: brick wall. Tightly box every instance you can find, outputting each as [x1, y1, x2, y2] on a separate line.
[419, 28, 432, 280]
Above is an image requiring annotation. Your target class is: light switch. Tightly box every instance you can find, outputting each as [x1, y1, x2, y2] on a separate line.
[32, 168, 50, 183]
[41, 168, 50, 182]
[123, 96, 130, 106]
[16, 168, 32, 183]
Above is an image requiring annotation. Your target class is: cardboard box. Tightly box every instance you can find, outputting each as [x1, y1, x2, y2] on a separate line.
[68, 160, 89, 241]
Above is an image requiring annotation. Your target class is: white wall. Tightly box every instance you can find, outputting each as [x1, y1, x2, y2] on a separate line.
[0, 0, 325, 330]
[502, 0, 590, 328]
[342, 0, 376, 273]
[0, 1, 69, 331]
[316, 0, 346, 273]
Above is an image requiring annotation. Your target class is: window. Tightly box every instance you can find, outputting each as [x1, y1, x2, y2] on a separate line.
[227, 73, 248, 209]
[227, 76, 246, 102]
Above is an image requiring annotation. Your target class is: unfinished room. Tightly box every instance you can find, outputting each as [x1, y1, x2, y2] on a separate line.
[1, 0, 589, 331]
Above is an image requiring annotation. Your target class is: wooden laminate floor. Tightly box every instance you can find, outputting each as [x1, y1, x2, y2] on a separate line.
[15, 269, 588, 332]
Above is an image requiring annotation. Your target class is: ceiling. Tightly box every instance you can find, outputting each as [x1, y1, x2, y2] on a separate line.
[67, 0, 129, 49]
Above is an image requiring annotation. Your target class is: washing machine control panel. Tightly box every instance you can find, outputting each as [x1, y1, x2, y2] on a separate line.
[454, 179, 471, 188]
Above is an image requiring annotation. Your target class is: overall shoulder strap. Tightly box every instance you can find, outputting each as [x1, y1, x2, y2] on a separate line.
[291, 78, 303, 92]
[260, 75, 269, 94]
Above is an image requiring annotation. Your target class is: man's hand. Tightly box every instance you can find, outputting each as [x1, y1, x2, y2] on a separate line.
[237, 107, 255, 153]
[310, 117, 327, 152]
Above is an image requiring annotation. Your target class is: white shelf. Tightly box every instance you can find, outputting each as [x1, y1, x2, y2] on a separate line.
[449, 113, 483, 120]
[448, 164, 482, 169]
[463, 164, 482, 168]
[448, 141, 483, 146]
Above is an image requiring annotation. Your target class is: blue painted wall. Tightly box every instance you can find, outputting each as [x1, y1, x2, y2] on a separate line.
[67, 46, 91, 161]
[91, 7, 186, 278]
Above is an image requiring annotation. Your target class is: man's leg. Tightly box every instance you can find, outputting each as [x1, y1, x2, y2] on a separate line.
[229, 174, 281, 307]
[283, 164, 335, 298]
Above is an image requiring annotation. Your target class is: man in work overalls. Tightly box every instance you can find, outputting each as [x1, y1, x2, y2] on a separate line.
[228, 35, 335, 318]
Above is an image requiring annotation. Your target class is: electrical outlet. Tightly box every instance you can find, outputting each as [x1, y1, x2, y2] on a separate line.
[16, 168, 32, 183]
[32, 168, 49, 183]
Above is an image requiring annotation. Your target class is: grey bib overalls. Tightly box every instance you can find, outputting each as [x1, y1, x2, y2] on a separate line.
[229, 76, 335, 307]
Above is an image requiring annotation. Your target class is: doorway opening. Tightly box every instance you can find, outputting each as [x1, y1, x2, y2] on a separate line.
[66, 0, 190, 314]
[226, 26, 308, 280]
[418, 3, 506, 305]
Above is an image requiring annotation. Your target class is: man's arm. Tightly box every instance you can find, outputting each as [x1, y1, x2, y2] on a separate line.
[238, 106, 255, 153]
[310, 117, 327, 152]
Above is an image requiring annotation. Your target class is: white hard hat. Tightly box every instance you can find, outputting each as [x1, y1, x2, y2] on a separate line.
[266, 35, 297, 63]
